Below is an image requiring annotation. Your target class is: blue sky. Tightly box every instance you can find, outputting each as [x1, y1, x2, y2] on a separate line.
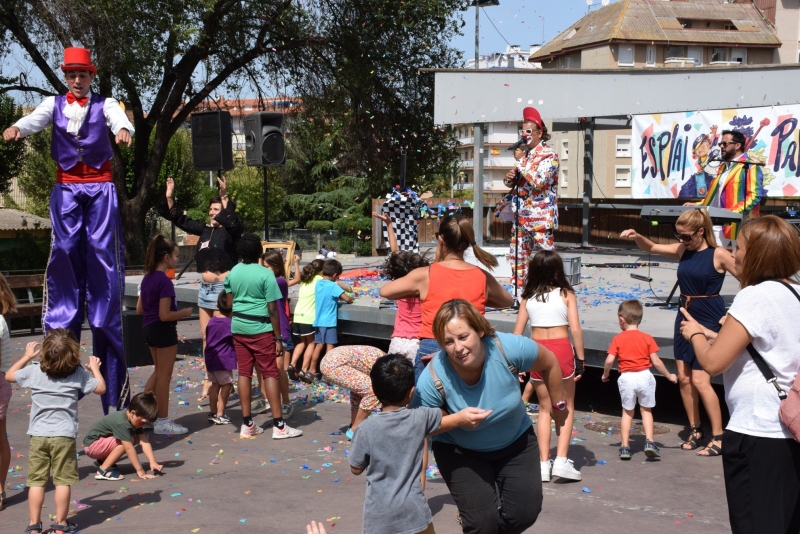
[450, 0, 618, 60]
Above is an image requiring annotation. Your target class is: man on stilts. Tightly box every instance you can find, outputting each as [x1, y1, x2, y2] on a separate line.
[3, 47, 134, 413]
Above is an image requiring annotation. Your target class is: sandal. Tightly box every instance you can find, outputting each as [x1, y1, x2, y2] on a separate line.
[287, 364, 299, 381]
[25, 524, 42, 534]
[455, 512, 462, 524]
[618, 446, 632, 460]
[95, 467, 125, 481]
[697, 434, 723, 457]
[48, 521, 78, 534]
[681, 425, 704, 451]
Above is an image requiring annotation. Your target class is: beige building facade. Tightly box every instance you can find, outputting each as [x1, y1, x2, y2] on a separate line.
[528, 0, 788, 198]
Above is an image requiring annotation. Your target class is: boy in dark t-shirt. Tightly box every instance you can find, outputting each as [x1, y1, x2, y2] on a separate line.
[83, 392, 162, 480]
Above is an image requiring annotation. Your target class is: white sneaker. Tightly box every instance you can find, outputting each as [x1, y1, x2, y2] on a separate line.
[551, 458, 581, 481]
[272, 424, 303, 439]
[240, 422, 264, 439]
[281, 403, 294, 419]
[540, 460, 552, 483]
[153, 419, 188, 435]
[251, 399, 270, 414]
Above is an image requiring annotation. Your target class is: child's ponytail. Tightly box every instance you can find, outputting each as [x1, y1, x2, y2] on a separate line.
[144, 235, 176, 273]
[300, 259, 325, 284]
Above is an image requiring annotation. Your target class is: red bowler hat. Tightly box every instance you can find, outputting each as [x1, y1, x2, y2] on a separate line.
[60, 47, 96, 74]
[522, 106, 543, 130]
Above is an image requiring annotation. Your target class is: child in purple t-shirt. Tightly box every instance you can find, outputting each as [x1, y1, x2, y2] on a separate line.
[260, 250, 301, 419]
[204, 291, 238, 425]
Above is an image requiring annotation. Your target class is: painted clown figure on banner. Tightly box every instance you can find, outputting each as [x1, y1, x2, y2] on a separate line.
[501, 106, 559, 287]
[3, 47, 134, 413]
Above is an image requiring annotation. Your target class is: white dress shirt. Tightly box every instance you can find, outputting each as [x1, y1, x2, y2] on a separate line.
[14, 95, 134, 138]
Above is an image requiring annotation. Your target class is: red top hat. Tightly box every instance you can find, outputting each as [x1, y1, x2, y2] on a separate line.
[522, 106, 543, 130]
[60, 47, 96, 74]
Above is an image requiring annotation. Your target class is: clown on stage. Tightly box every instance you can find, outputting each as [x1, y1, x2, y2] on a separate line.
[3, 47, 134, 413]
[499, 106, 560, 288]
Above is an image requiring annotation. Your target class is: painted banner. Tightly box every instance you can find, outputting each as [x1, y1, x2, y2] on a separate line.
[632, 105, 800, 198]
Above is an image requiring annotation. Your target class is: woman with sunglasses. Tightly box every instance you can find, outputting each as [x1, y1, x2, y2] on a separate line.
[620, 209, 735, 456]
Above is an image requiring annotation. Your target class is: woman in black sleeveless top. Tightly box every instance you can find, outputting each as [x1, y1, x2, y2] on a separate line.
[621, 209, 736, 457]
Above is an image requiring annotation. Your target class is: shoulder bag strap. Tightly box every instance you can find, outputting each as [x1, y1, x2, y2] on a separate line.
[745, 280, 800, 401]
[428, 354, 451, 414]
[492, 334, 520, 375]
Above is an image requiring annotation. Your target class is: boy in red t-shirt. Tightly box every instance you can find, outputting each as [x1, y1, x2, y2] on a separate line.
[603, 300, 677, 460]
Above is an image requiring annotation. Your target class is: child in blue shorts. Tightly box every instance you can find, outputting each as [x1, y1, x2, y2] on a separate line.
[311, 260, 354, 381]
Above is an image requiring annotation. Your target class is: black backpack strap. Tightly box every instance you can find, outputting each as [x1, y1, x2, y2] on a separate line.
[492, 334, 520, 375]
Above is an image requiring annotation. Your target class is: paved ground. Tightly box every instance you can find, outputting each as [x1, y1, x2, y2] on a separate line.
[1, 318, 732, 534]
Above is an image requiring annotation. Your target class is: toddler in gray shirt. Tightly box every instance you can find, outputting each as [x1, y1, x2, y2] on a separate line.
[349, 354, 490, 534]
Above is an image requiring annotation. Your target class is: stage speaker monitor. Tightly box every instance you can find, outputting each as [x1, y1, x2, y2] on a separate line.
[190, 111, 234, 171]
[243, 112, 285, 167]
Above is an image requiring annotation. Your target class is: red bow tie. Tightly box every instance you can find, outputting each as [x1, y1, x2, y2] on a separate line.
[66, 92, 89, 106]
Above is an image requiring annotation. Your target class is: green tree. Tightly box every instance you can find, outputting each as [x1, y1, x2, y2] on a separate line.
[0, 94, 25, 195]
[0, 0, 467, 260]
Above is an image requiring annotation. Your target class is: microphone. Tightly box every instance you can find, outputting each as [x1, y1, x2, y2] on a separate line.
[507, 138, 526, 152]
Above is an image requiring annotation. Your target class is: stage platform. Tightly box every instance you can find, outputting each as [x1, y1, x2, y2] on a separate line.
[123, 248, 741, 374]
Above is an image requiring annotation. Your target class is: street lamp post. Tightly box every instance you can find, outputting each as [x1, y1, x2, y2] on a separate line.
[471, 0, 498, 247]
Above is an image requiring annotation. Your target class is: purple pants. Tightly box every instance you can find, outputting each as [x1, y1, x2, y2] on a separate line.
[44, 182, 129, 413]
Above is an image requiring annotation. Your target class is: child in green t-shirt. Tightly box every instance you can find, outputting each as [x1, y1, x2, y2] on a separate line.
[224, 235, 303, 440]
[83, 392, 161, 481]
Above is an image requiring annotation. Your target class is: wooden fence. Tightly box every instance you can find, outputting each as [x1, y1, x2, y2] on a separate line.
[372, 196, 797, 252]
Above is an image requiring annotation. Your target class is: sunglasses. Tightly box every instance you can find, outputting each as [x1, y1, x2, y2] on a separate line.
[519, 128, 538, 136]
[717, 141, 739, 148]
[675, 229, 700, 241]
[434, 232, 441, 239]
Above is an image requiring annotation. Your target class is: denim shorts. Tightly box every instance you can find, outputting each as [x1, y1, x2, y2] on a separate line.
[314, 326, 338, 345]
[198, 281, 224, 310]
[414, 338, 442, 383]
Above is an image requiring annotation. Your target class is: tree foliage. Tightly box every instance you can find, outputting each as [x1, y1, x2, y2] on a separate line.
[0, 94, 25, 195]
[0, 0, 468, 260]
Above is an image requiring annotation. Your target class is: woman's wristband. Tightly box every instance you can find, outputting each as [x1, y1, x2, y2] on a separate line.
[689, 332, 705, 341]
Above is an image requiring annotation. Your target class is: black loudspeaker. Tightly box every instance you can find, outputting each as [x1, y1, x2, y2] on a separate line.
[122, 311, 153, 367]
[243, 112, 285, 167]
[191, 111, 234, 171]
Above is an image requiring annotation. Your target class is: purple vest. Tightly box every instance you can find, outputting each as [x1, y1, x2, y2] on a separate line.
[51, 93, 114, 171]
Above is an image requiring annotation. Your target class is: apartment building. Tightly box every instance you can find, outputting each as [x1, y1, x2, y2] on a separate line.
[527, 0, 786, 198]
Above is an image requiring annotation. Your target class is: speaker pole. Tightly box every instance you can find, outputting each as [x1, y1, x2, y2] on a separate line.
[262, 167, 269, 241]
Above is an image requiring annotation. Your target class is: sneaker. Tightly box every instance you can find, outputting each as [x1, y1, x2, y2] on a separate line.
[272, 424, 303, 439]
[551, 458, 582, 481]
[619, 446, 632, 460]
[154, 419, 188, 435]
[240, 422, 264, 439]
[216, 414, 232, 425]
[526, 403, 539, 415]
[281, 403, 294, 419]
[644, 441, 661, 458]
[207, 413, 217, 424]
[251, 399, 270, 415]
[540, 460, 552, 483]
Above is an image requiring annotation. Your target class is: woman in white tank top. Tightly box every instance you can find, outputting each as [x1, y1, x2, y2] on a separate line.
[513, 251, 586, 482]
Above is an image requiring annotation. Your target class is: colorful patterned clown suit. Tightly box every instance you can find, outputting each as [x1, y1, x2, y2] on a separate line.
[508, 141, 559, 287]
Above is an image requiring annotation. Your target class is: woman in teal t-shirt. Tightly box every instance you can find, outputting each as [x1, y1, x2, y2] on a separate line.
[413, 299, 567, 532]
